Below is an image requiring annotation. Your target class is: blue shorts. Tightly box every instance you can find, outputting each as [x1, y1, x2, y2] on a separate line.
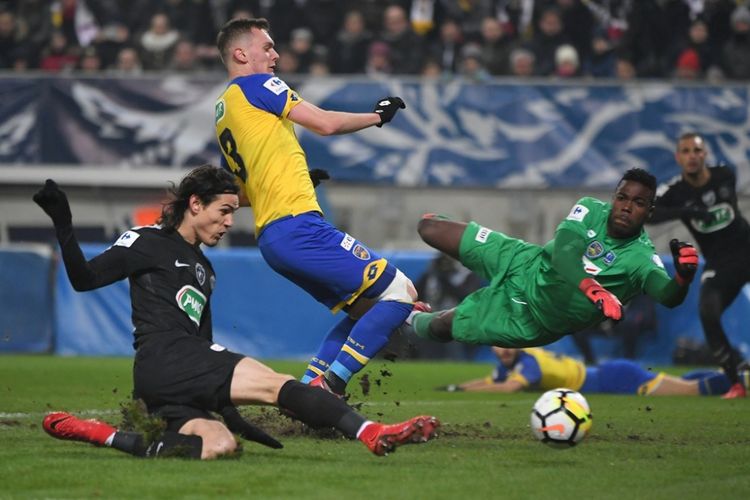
[258, 212, 395, 312]
[579, 360, 657, 394]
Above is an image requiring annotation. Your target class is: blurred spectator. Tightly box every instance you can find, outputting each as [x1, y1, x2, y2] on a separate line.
[138, 12, 179, 70]
[669, 18, 718, 80]
[619, 0, 691, 77]
[615, 56, 636, 79]
[379, 4, 424, 74]
[458, 42, 491, 82]
[0, 9, 26, 69]
[583, 28, 616, 78]
[161, 0, 215, 47]
[719, 5, 750, 80]
[16, 0, 53, 58]
[478, 16, 512, 76]
[330, 10, 372, 74]
[77, 45, 101, 73]
[309, 57, 331, 76]
[554, 43, 580, 78]
[93, 22, 130, 70]
[420, 57, 443, 78]
[406, 254, 483, 360]
[276, 45, 300, 75]
[428, 18, 463, 74]
[168, 39, 200, 72]
[365, 40, 391, 76]
[673, 48, 701, 80]
[572, 294, 657, 365]
[509, 46, 536, 77]
[112, 46, 142, 75]
[556, 0, 595, 61]
[289, 27, 315, 74]
[51, 0, 99, 48]
[529, 7, 568, 76]
[39, 30, 78, 72]
[440, 0, 494, 41]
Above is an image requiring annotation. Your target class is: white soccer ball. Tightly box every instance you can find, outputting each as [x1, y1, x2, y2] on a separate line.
[530, 388, 592, 448]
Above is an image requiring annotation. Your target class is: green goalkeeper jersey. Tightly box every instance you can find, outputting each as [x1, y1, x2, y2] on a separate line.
[527, 196, 673, 334]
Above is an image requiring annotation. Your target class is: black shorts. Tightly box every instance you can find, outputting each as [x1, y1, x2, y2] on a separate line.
[701, 259, 750, 305]
[133, 332, 245, 431]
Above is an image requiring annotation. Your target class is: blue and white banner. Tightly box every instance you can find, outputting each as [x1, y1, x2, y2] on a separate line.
[1, 76, 748, 190]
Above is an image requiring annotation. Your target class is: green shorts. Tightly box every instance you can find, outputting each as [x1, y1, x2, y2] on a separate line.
[452, 222, 559, 347]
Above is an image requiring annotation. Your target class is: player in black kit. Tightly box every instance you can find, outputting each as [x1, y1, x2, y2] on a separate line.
[35, 165, 439, 458]
[651, 133, 750, 398]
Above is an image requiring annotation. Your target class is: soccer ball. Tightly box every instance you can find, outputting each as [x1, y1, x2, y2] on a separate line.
[530, 388, 592, 448]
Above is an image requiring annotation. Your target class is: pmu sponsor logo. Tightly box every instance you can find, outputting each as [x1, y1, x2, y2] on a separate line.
[176, 285, 207, 325]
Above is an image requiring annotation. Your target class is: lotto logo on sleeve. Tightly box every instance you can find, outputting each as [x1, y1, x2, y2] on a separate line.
[176, 285, 207, 325]
[566, 204, 589, 222]
[475, 226, 491, 243]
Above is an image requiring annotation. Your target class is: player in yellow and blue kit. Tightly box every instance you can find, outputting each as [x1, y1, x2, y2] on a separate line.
[441, 347, 749, 396]
[215, 18, 414, 395]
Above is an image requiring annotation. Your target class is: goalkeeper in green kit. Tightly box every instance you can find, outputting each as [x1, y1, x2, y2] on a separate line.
[409, 168, 699, 348]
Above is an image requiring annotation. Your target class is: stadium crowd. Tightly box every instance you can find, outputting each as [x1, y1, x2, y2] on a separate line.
[0, 0, 749, 80]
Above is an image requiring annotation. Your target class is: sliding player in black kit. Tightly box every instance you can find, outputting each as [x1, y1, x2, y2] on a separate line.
[650, 133, 750, 398]
[35, 165, 439, 458]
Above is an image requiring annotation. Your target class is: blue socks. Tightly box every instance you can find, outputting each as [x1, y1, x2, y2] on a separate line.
[328, 301, 413, 388]
[683, 370, 732, 395]
[301, 316, 356, 383]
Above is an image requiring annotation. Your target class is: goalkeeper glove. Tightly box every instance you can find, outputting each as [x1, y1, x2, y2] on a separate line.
[373, 96, 405, 127]
[579, 278, 623, 321]
[309, 168, 330, 188]
[33, 179, 72, 227]
[669, 239, 699, 286]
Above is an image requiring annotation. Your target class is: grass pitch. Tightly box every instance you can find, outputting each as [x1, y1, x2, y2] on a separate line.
[1, 355, 747, 499]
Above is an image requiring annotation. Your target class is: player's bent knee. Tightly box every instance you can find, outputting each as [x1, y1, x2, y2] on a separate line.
[377, 269, 417, 302]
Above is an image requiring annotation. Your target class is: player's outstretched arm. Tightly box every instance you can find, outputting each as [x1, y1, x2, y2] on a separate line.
[287, 97, 405, 136]
[33, 180, 128, 291]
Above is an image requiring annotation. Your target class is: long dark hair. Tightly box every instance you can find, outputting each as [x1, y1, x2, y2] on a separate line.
[158, 165, 239, 231]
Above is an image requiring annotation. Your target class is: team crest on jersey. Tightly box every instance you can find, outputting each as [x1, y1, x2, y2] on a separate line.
[566, 204, 589, 222]
[702, 191, 716, 206]
[263, 77, 289, 95]
[176, 285, 206, 325]
[290, 92, 299, 102]
[586, 241, 604, 258]
[113, 230, 140, 248]
[195, 263, 206, 286]
[603, 251, 616, 265]
[215, 99, 225, 124]
[352, 244, 371, 260]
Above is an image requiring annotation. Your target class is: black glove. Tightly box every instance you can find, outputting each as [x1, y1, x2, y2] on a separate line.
[33, 179, 72, 227]
[373, 96, 405, 127]
[309, 168, 330, 188]
[682, 205, 714, 225]
[219, 406, 283, 449]
[669, 239, 699, 285]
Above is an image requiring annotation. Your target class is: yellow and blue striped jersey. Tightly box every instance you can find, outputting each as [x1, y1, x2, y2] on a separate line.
[492, 348, 587, 391]
[215, 74, 321, 235]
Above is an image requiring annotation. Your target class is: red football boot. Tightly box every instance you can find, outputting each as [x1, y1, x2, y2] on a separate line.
[359, 415, 440, 456]
[43, 411, 116, 446]
[405, 301, 432, 326]
[721, 382, 747, 399]
[309, 374, 345, 398]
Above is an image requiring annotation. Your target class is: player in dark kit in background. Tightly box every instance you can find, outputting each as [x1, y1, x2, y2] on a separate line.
[214, 18, 415, 396]
[650, 132, 750, 398]
[34, 165, 439, 459]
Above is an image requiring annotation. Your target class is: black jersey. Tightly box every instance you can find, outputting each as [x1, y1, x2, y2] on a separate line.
[653, 165, 750, 266]
[60, 225, 215, 345]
